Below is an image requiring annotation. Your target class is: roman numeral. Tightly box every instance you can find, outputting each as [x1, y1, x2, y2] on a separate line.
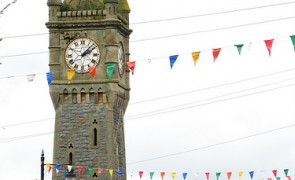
[91, 59, 96, 64]
[81, 40, 85, 45]
[93, 53, 98, 57]
[69, 59, 74, 64]
[67, 54, 72, 58]
[74, 64, 78, 69]
[74, 42, 79, 47]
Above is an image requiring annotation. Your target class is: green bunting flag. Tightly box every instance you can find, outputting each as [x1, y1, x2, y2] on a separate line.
[216, 172, 221, 180]
[284, 169, 289, 176]
[290, 35, 295, 51]
[107, 64, 116, 79]
[150, 172, 155, 180]
[88, 168, 93, 175]
[235, 44, 244, 55]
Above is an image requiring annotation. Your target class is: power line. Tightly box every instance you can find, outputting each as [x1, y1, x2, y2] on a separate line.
[1, 67, 295, 128]
[131, 1, 295, 25]
[126, 82, 295, 120]
[127, 123, 295, 165]
[131, 16, 295, 42]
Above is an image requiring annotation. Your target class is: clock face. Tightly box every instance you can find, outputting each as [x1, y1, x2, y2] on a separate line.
[118, 42, 125, 77]
[65, 38, 100, 73]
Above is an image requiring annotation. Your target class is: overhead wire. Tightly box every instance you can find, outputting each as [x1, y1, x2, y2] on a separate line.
[127, 122, 295, 165]
[1, 66, 295, 128]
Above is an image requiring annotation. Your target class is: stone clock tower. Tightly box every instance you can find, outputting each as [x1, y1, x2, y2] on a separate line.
[46, 0, 132, 179]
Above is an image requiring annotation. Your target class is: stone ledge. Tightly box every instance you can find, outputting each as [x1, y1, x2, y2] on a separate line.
[57, 10, 106, 17]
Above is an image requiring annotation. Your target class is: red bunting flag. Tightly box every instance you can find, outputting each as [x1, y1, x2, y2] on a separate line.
[287, 176, 291, 180]
[139, 171, 144, 179]
[264, 39, 274, 57]
[88, 67, 96, 78]
[212, 48, 221, 62]
[160, 172, 165, 180]
[78, 166, 83, 173]
[227, 172, 232, 180]
[206, 172, 210, 180]
[127, 61, 136, 75]
[272, 170, 277, 177]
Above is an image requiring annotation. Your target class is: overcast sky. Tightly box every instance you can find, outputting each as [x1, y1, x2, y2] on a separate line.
[1, 0, 295, 180]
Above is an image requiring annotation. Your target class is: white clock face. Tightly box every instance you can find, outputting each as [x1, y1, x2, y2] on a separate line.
[118, 42, 125, 77]
[65, 38, 100, 73]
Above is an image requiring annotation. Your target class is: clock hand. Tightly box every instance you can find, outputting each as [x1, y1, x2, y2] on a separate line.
[81, 44, 95, 57]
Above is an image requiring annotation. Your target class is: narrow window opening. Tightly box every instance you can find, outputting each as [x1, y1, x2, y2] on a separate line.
[72, 89, 77, 104]
[69, 152, 73, 164]
[94, 128, 98, 146]
[63, 89, 69, 104]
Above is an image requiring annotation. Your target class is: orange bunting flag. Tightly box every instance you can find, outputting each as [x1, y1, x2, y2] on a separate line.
[272, 170, 277, 177]
[77, 166, 83, 173]
[160, 172, 165, 180]
[97, 167, 103, 175]
[139, 171, 144, 179]
[88, 67, 96, 78]
[109, 169, 114, 177]
[206, 172, 210, 180]
[212, 48, 221, 62]
[127, 61, 136, 75]
[171, 172, 176, 180]
[227, 172, 232, 180]
[267, 178, 273, 180]
[192, 51, 201, 66]
[264, 39, 274, 57]
[67, 69, 75, 84]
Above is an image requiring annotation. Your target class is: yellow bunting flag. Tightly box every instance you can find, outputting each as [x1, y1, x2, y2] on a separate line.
[192, 51, 201, 66]
[67, 69, 75, 84]
[109, 169, 114, 177]
[238, 172, 243, 179]
[171, 172, 176, 180]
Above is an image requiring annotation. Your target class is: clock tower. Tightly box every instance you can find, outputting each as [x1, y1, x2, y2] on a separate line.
[46, 0, 132, 179]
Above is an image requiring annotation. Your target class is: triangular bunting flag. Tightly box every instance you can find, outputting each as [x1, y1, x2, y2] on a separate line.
[183, 172, 188, 180]
[235, 44, 244, 55]
[216, 172, 221, 180]
[77, 166, 83, 173]
[171, 172, 176, 180]
[160, 172, 165, 180]
[284, 169, 289, 176]
[238, 172, 243, 179]
[127, 61, 136, 75]
[107, 64, 116, 79]
[27, 74, 36, 82]
[46, 72, 54, 86]
[192, 51, 201, 66]
[287, 176, 291, 180]
[205, 172, 210, 180]
[67, 69, 75, 84]
[276, 177, 281, 180]
[249, 171, 254, 179]
[290, 35, 295, 51]
[67, 165, 72, 172]
[150, 172, 155, 180]
[118, 169, 123, 177]
[109, 169, 114, 177]
[88, 168, 93, 175]
[264, 39, 274, 57]
[227, 172, 232, 180]
[212, 48, 221, 62]
[97, 167, 103, 175]
[88, 67, 96, 78]
[139, 171, 144, 179]
[272, 170, 277, 177]
[169, 55, 179, 69]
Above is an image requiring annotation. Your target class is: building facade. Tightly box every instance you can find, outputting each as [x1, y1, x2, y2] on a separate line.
[46, 0, 132, 179]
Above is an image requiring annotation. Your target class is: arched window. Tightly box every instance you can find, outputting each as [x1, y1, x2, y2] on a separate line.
[81, 88, 86, 104]
[94, 128, 98, 146]
[95, 89, 103, 105]
[63, 89, 69, 104]
[72, 89, 77, 104]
